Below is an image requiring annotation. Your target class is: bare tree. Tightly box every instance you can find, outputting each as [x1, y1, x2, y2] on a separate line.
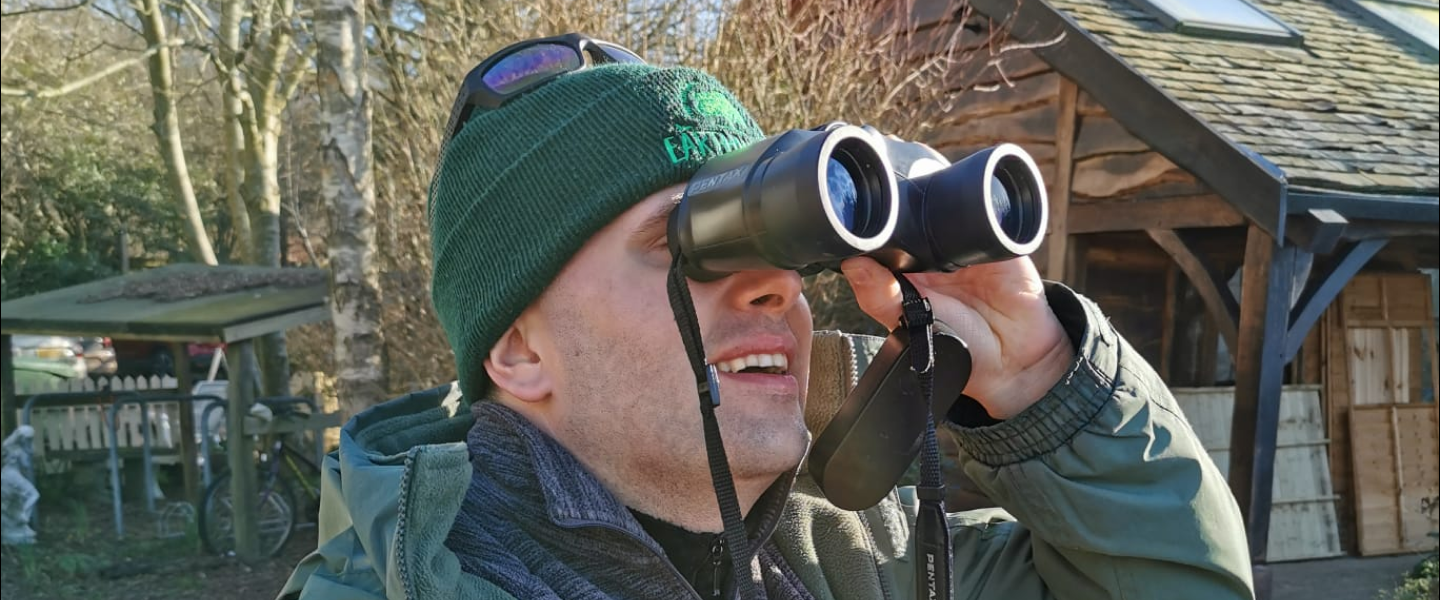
[177, 0, 311, 394]
[0, 39, 179, 100]
[133, 0, 218, 265]
[218, 0, 253, 264]
[6, 0, 1017, 398]
[3, 0, 221, 266]
[318, 0, 387, 413]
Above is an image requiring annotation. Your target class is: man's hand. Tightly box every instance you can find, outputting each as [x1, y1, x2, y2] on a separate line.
[840, 256, 1074, 420]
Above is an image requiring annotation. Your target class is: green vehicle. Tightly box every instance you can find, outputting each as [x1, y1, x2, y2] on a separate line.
[12, 354, 86, 390]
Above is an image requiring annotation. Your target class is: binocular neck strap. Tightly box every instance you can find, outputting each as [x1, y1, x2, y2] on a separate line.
[894, 271, 954, 600]
[667, 254, 766, 600]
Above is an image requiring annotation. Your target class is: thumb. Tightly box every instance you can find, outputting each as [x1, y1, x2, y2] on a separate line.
[840, 257, 904, 329]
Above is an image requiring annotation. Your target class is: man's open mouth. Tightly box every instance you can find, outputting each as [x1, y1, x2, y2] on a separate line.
[712, 353, 790, 375]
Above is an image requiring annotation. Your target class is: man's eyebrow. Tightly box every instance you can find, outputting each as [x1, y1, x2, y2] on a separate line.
[631, 193, 683, 243]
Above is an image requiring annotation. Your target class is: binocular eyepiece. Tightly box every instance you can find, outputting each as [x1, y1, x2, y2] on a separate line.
[668, 123, 1048, 279]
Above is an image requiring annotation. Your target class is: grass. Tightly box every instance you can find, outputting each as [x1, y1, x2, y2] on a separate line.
[1375, 556, 1436, 600]
[1, 465, 204, 599]
[1375, 533, 1439, 600]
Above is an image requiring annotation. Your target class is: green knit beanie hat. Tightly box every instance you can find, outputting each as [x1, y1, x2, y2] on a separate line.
[428, 63, 765, 399]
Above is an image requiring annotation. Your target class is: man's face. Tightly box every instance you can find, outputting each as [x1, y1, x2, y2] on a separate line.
[493, 183, 813, 497]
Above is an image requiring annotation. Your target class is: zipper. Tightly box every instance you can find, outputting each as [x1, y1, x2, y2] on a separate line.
[709, 535, 727, 599]
[395, 449, 419, 599]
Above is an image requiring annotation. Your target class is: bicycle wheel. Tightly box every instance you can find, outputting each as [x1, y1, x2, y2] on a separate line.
[199, 470, 297, 557]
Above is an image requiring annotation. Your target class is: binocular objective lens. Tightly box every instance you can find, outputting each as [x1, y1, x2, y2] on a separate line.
[826, 157, 862, 235]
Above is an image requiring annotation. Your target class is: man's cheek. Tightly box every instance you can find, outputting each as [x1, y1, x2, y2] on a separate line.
[787, 301, 814, 336]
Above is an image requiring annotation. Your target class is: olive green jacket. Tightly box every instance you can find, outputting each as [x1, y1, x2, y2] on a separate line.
[279, 285, 1253, 599]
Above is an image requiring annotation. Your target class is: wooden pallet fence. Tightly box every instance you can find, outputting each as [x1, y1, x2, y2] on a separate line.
[1350, 403, 1440, 556]
[1173, 385, 1344, 562]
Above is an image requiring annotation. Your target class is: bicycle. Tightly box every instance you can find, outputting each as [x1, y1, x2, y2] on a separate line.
[198, 403, 323, 557]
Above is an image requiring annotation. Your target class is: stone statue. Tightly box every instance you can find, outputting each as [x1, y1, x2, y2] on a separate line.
[1, 425, 39, 545]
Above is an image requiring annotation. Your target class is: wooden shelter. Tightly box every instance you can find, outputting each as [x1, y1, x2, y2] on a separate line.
[1, 263, 333, 561]
[904, 0, 1438, 595]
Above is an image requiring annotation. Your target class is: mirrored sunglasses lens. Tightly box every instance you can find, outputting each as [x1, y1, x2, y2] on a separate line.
[483, 44, 583, 94]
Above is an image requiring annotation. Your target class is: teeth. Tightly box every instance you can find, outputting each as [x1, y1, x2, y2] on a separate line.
[712, 353, 789, 374]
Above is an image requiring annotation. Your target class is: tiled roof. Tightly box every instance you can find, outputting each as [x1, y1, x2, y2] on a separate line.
[1047, 0, 1440, 194]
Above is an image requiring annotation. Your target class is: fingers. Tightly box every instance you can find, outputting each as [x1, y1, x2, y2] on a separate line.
[840, 257, 904, 328]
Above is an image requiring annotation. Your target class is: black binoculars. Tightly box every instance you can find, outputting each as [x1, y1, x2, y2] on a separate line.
[668, 122, 1048, 279]
[668, 123, 1050, 511]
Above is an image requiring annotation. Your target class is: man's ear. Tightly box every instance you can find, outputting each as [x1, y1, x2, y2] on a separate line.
[483, 320, 553, 403]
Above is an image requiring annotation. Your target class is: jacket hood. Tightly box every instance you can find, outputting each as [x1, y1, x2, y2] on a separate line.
[279, 383, 512, 599]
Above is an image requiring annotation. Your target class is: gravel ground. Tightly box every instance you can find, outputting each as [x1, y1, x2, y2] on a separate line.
[1271, 552, 1432, 600]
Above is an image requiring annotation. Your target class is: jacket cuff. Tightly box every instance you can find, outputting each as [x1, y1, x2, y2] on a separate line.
[946, 283, 1119, 466]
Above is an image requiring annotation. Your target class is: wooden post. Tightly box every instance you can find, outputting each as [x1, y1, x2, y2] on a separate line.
[1, 335, 14, 438]
[1160, 263, 1177, 381]
[119, 228, 131, 273]
[171, 342, 201, 507]
[227, 339, 261, 561]
[1044, 79, 1079, 282]
[1198, 313, 1219, 385]
[1230, 224, 1296, 575]
[1065, 236, 1089, 294]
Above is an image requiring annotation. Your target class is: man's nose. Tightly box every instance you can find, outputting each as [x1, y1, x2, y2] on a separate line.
[720, 268, 803, 315]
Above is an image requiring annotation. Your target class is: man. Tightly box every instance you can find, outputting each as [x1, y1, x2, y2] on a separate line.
[280, 34, 1253, 600]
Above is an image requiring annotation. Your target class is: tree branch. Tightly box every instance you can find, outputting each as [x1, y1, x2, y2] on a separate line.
[0, 17, 28, 62]
[175, 0, 217, 42]
[90, 2, 144, 37]
[1, 0, 91, 18]
[0, 39, 181, 99]
[278, 41, 314, 104]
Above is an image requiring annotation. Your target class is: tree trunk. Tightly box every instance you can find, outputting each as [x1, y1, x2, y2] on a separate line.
[320, 0, 387, 413]
[244, 129, 290, 397]
[134, 0, 217, 265]
[219, 0, 252, 264]
[240, 0, 295, 398]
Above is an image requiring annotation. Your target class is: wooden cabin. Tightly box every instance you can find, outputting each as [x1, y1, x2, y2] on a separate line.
[905, 0, 1439, 579]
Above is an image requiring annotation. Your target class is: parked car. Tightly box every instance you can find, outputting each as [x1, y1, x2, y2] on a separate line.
[9, 335, 87, 379]
[112, 339, 224, 377]
[12, 354, 86, 391]
[81, 337, 118, 376]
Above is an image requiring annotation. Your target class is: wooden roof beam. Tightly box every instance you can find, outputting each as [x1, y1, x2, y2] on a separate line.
[1146, 228, 1240, 354]
[1289, 190, 1440, 225]
[968, 0, 1288, 239]
[1283, 239, 1388, 363]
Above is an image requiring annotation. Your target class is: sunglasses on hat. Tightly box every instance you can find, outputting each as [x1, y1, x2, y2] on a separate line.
[440, 33, 646, 153]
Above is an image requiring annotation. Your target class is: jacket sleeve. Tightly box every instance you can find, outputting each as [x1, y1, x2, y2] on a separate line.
[923, 283, 1254, 600]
